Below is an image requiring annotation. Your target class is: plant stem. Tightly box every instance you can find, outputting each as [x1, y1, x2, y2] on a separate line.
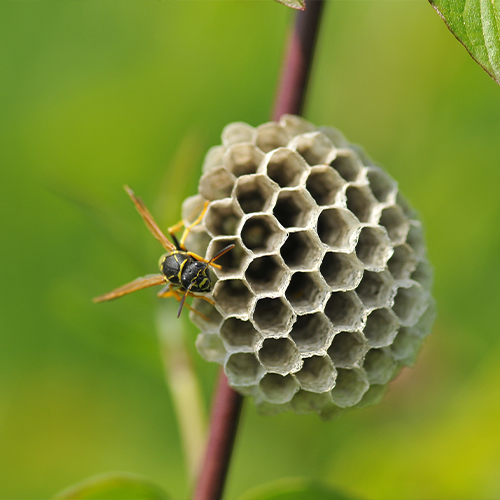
[193, 2, 325, 499]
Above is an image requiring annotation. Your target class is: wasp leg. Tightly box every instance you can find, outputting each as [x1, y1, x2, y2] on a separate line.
[186, 251, 222, 270]
[157, 284, 210, 321]
[168, 201, 209, 250]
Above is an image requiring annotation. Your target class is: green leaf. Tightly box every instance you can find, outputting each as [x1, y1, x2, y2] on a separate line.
[237, 477, 363, 500]
[273, 0, 306, 11]
[53, 472, 170, 500]
[430, 0, 500, 84]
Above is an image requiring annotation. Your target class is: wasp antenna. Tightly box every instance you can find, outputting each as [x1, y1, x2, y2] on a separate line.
[207, 244, 236, 267]
[177, 282, 195, 318]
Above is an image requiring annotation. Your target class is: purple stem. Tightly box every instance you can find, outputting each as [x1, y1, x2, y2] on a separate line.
[192, 2, 325, 499]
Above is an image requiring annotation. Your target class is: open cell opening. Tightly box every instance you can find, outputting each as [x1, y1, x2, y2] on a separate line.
[363, 348, 397, 385]
[356, 270, 395, 309]
[317, 208, 359, 251]
[356, 226, 392, 270]
[199, 167, 236, 201]
[320, 252, 363, 291]
[330, 368, 369, 408]
[390, 327, 423, 366]
[295, 355, 336, 393]
[240, 215, 285, 254]
[285, 272, 328, 313]
[367, 168, 396, 203]
[245, 255, 289, 294]
[225, 143, 264, 177]
[330, 151, 362, 182]
[265, 148, 308, 188]
[255, 123, 290, 153]
[274, 189, 316, 229]
[253, 297, 294, 335]
[257, 338, 302, 375]
[220, 317, 260, 351]
[324, 291, 364, 330]
[291, 131, 336, 166]
[258, 373, 299, 404]
[306, 166, 345, 206]
[280, 231, 322, 270]
[328, 331, 367, 368]
[346, 185, 377, 223]
[234, 174, 276, 214]
[206, 238, 250, 279]
[388, 244, 417, 280]
[290, 312, 332, 354]
[392, 282, 428, 327]
[379, 205, 409, 245]
[225, 352, 264, 386]
[213, 279, 254, 317]
[204, 199, 242, 237]
[364, 308, 400, 348]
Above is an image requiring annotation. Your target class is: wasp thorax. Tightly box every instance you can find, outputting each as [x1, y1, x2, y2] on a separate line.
[182, 260, 212, 293]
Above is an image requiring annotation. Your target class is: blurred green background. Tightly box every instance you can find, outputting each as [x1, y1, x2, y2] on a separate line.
[1, 1, 500, 499]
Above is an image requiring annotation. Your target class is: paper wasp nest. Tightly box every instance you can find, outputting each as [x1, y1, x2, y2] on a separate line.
[183, 115, 435, 419]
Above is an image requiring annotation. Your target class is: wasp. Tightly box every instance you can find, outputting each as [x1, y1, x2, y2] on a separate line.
[93, 186, 234, 318]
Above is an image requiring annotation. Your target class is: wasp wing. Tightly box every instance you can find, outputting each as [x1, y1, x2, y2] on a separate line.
[93, 274, 166, 303]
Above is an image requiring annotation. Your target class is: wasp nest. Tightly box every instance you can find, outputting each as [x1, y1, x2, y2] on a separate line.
[183, 115, 435, 419]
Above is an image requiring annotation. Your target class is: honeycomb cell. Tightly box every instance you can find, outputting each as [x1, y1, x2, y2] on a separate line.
[225, 352, 264, 385]
[213, 279, 254, 317]
[221, 122, 255, 146]
[289, 312, 332, 355]
[388, 244, 418, 280]
[199, 166, 236, 201]
[390, 327, 425, 366]
[206, 237, 251, 279]
[245, 255, 290, 294]
[255, 122, 290, 153]
[317, 207, 361, 252]
[290, 131, 337, 166]
[204, 199, 242, 237]
[234, 174, 277, 214]
[224, 144, 264, 178]
[240, 214, 286, 254]
[346, 185, 378, 223]
[324, 291, 365, 331]
[183, 227, 211, 262]
[396, 191, 417, 219]
[280, 230, 323, 271]
[379, 205, 410, 245]
[330, 150, 362, 182]
[363, 348, 397, 385]
[320, 252, 364, 291]
[202, 145, 225, 174]
[327, 331, 367, 368]
[406, 222, 426, 260]
[195, 333, 227, 364]
[220, 317, 261, 352]
[366, 167, 397, 203]
[273, 189, 317, 229]
[355, 226, 393, 270]
[330, 368, 369, 408]
[364, 308, 400, 348]
[189, 299, 223, 332]
[392, 281, 429, 327]
[258, 373, 299, 404]
[181, 194, 208, 225]
[253, 297, 295, 335]
[280, 114, 316, 137]
[355, 384, 388, 409]
[355, 270, 395, 309]
[285, 272, 329, 314]
[291, 390, 333, 415]
[294, 355, 336, 393]
[258, 337, 302, 375]
[411, 260, 433, 291]
[306, 166, 345, 206]
[318, 126, 348, 148]
[262, 148, 308, 188]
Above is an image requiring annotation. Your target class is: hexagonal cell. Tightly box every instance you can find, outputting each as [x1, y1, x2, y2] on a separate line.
[295, 355, 336, 393]
[330, 368, 369, 408]
[221, 121, 255, 146]
[245, 255, 290, 294]
[324, 291, 365, 331]
[364, 308, 400, 348]
[392, 281, 429, 327]
[390, 327, 425, 366]
[363, 348, 397, 385]
[189, 299, 223, 332]
[396, 191, 417, 219]
[234, 174, 277, 214]
[202, 146, 226, 174]
[280, 230, 323, 271]
[220, 317, 261, 352]
[240, 214, 286, 254]
[346, 185, 378, 223]
[206, 237, 251, 279]
[289, 312, 332, 355]
[252, 297, 295, 335]
[262, 148, 308, 188]
[225, 352, 264, 386]
[181, 194, 207, 225]
[327, 331, 367, 368]
[199, 166, 236, 201]
[255, 122, 290, 153]
[366, 167, 397, 203]
[183, 227, 211, 262]
[258, 373, 299, 404]
[195, 333, 227, 364]
[285, 272, 329, 314]
[387, 244, 418, 280]
[379, 205, 410, 245]
[330, 149, 362, 182]
[355, 226, 393, 270]
[204, 199, 242, 237]
[254, 400, 290, 416]
[289, 131, 337, 166]
[411, 260, 433, 291]
[257, 337, 302, 375]
[318, 126, 348, 148]
[290, 389, 333, 415]
[317, 208, 361, 252]
[306, 166, 345, 206]
[355, 383, 388, 409]
[355, 270, 395, 309]
[224, 143, 264, 178]
[273, 189, 317, 229]
[320, 252, 364, 291]
[213, 279, 254, 317]
[406, 222, 426, 260]
[280, 114, 316, 137]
